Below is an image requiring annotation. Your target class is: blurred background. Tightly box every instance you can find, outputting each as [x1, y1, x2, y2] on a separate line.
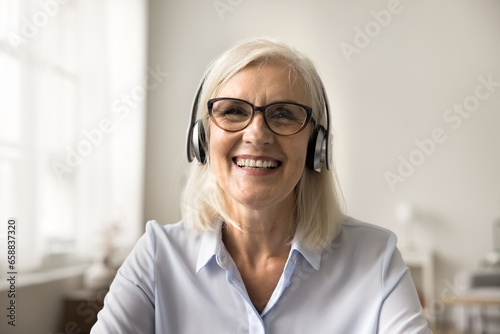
[0, 0, 499, 333]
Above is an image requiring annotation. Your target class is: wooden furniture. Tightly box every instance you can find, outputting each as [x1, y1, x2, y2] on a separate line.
[440, 287, 500, 334]
[400, 247, 435, 324]
[61, 289, 108, 334]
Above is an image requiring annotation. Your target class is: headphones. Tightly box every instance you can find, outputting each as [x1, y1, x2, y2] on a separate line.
[186, 72, 333, 172]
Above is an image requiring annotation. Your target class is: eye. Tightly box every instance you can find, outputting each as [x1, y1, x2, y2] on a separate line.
[211, 100, 252, 123]
[272, 108, 297, 120]
[268, 105, 302, 122]
[216, 107, 250, 123]
[222, 107, 248, 116]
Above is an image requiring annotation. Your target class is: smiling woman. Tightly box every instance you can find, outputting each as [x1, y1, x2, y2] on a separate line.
[183, 38, 342, 250]
[91, 37, 432, 333]
[209, 61, 313, 228]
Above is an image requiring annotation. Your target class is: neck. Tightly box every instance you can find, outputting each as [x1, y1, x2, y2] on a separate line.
[222, 202, 295, 266]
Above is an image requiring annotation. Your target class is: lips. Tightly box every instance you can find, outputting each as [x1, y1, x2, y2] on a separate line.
[233, 157, 280, 169]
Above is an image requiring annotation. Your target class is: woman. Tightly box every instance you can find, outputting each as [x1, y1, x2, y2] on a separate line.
[91, 38, 431, 333]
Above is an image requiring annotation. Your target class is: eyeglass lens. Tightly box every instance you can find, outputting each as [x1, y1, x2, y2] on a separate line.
[209, 98, 309, 135]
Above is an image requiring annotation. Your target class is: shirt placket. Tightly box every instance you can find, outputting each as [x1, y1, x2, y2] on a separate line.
[217, 251, 265, 334]
[223, 251, 301, 334]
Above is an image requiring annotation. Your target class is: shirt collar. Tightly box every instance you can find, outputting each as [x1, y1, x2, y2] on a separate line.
[290, 240, 322, 271]
[196, 219, 223, 273]
[196, 219, 323, 272]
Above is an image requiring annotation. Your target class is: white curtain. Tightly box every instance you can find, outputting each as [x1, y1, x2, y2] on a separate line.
[76, 0, 148, 260]
[0, 0, 147, 271]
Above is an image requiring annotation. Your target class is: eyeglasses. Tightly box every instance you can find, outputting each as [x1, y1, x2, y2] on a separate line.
[207, 98, 313, 136]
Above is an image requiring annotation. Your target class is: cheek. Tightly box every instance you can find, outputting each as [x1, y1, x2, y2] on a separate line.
[288, 135, 310, 163]
[208, 123, 222, 157]
[282, 139, 309, 181]
[208, 126, 233, 170]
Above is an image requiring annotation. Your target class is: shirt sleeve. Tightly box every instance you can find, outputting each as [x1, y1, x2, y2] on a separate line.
[377, 234, 432, 334]
[91, 221, 157, 334]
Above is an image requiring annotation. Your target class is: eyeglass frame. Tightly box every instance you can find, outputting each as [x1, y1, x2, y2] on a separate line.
[207, 97, 314, 136]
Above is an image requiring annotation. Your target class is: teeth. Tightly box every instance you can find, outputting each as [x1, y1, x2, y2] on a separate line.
[235, 158, 278, 169]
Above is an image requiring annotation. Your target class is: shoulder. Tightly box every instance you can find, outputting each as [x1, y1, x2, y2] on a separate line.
[145, 219, 189, 234]
[327, 217, 400, 269]
[121, 220, 199, 265]
[142, 219, 205, 253]
[119, 220, 207, 281]
[341, 216, 394, 234]
[122, 220, 206, 269]
[339, 216, 397, 245]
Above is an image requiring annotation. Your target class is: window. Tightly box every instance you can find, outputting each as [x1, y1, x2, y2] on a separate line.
[0, 0, 147, 272]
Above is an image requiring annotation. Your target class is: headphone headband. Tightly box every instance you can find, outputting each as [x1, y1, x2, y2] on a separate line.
[321, 83, 333, 171]
[186, 77, 206, 163]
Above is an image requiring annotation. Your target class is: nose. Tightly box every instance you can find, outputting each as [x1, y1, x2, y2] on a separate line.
[241, 112, 274, 146]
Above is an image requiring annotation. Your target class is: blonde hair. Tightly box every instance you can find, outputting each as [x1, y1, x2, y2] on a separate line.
[181, 37, 345, 250]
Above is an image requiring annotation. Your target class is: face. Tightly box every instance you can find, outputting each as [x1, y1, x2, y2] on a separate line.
[209, 61, 312, 215]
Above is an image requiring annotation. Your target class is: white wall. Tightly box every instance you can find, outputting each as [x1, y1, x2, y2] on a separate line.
[144, 0, 500, 317]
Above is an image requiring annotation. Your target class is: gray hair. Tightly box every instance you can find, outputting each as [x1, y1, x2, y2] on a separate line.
[181, 37, 345, 250]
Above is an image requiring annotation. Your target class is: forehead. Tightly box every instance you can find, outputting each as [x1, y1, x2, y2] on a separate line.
[215, 61, 309, 104]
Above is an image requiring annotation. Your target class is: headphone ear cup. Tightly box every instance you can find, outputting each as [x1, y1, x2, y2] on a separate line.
[306, 127, 319, 171]
[306, 126, 327, 172]
[191, 120, 207, 164]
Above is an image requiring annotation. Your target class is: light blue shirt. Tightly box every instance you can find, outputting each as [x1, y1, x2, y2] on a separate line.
[91, 217, 431, 333]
